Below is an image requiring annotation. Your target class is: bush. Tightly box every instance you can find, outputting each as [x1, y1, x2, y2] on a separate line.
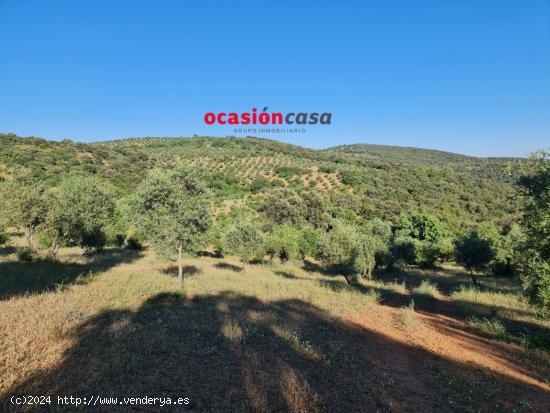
[390, 236, 418, 265]
[319, 223, 360, 276]
[126, 237, 143, 250]
[319, 223, 376, 282]
[113, 233, 126, 247]
[16, 247, 36, 262]
[265, 225, 301, 262]
[222, 220, 264, 264]
[298, 227, 322, 260]
[0, 231, 9, 246]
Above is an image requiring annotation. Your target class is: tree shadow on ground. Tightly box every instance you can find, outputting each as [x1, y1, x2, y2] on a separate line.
[2, 292, 547, 412]
[214, 262, 243, 272]
[376, 266, 519, 296]
[0, 249, 142, 301]
[0, 245, 16, 256]
[161, 265, 201, 277]
[312, 268, 550, 352]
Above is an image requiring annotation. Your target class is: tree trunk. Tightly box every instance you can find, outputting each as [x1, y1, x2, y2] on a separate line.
[49, 234, 59, 257]
[177, 246, 183, 287]
[469, 269, 479, 286]
[26, 225, 37, 252]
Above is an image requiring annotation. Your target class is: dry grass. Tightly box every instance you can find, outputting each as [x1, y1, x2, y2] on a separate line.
[1, 243, 549, 412]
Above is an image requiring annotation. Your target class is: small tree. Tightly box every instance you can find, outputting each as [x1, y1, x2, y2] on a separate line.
[258, 188, 305, 226]
[454, 231, 495, 286]
[129, 166, 212, 286]
[298, 227, 322, 261]
[264, 224, 300, 263]
[394, 212, 454, 267]
[515, 150, 550, 308]
[318, 223, 375, 284]
[0, 174, 48, 252]
[44, 176, 115, 255]
[300, 190, 329, 230]
[222, 219, 264, 265]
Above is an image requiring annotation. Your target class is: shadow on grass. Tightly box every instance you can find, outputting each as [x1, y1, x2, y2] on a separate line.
[0, 249, 143, 301]
[214, 262, 243, 272]
[161, 265, 201, 277]
[2, 292, 548, 412]
[308, 265, 550, 351]
[0, 245, 16, 256]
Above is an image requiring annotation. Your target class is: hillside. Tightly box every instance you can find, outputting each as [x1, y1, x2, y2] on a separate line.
[1, 133, 549, 413]
[0, 133, 519, 232]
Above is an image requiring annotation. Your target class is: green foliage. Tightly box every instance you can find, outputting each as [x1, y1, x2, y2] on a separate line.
[352, 234, 377, 278]
[221, 219, 264, 264]
[0, 172, 49, 251]
[318, 223, 376, 282]
[0, 231, 8, 246]
[0, 134, 520, 234]
[258, 188, 305, 226]
[300, 190, 329, 229]
[393, 212, 454, 267]
[129, 165, 212, 283]
[514, 150, 550, 309]
[45, 175, 115, 253]
[264, 225, 301, 263]
[475, 221, 518, 276]
[249, 176, 270, 193]
[126, 236, 143, 251]
[16, 247, 36, 262]
[395, 212, 451, 243]
[454, 230, 495, 283]
[363, 218, 392, 267]
[390, 236, 419, 267]
[298, 227, 322, 260]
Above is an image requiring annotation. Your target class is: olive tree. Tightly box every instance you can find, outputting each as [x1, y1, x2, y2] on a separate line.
[221, 219, 264, 265]
[319, 223, 376, 284]
[0, 174, 48, 251]
[129, 166, 212, 286]
[44, 176, 115, 255]
[454, 231, 494, 286]
[264, 224, 301, 263]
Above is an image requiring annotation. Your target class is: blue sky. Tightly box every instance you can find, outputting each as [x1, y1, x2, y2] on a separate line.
[0, 1, 549, 157]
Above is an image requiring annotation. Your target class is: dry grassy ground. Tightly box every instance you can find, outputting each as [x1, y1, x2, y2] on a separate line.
[0, 242, 549, 412]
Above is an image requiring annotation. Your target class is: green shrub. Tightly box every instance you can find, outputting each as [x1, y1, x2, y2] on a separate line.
[298, 227, 322, 260]
[0, 231, 9, 245]
[390, 236, 418, 265]
[113, 233, 126, 247]
[467, 317, 507, 337]
[222, 219, 264, 264]
[126, 237, 143, 251]
[265, 225, 301, 262]
[412, 281, 439, 299]
[16, 247, 36, 262]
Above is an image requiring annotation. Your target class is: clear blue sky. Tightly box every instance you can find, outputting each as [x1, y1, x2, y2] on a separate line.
[1, 1, 549, 157]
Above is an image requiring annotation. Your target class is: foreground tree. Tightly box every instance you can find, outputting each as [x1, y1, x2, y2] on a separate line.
[454, 231, 494, 286]
[129, 166, 212, 286]
[515, 150, 550, 308]
[44, 176, 115, 255]
[0, 173, 48, 251]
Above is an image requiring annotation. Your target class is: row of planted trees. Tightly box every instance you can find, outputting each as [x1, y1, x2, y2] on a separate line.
[0, 151, 548, 309]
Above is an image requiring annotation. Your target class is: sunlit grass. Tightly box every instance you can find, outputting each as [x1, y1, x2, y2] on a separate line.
[412, 280, 440, 299]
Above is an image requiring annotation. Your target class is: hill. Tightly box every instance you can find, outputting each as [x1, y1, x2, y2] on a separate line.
[0, 133, 520, 232]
